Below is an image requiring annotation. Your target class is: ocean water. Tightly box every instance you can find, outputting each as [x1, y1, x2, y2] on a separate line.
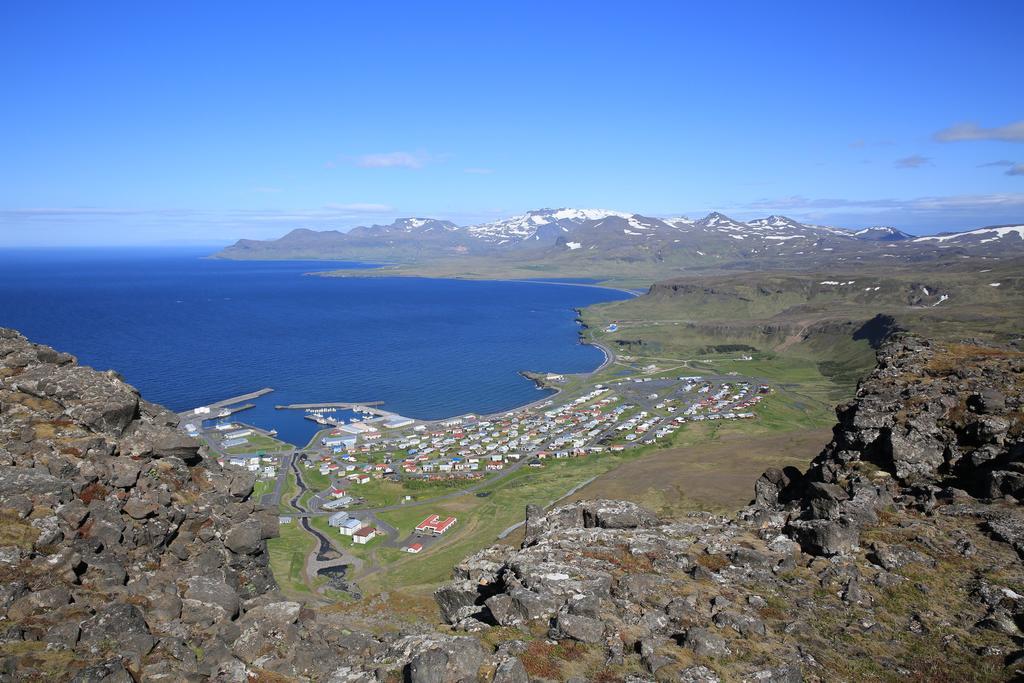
[0, 248, 629, 446]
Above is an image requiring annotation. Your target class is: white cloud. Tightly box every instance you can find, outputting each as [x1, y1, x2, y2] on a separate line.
[934, 120, 1024, 143]
[742, 193, 1024, 212]
[0, 203, 397, 228]
[355, 151, 429, 169]
[894, 155, 930, 169]
[730, 192, 1024, 232]
[1008, 164, 1024, 177]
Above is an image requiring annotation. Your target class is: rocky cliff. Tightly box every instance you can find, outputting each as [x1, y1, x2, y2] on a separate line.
[0, 329, 527, 682]
[436, 335, 1024, 681]
[5, 326, 1023, 682]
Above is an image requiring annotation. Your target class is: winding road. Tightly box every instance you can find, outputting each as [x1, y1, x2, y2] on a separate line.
[286, 457, 364, 597]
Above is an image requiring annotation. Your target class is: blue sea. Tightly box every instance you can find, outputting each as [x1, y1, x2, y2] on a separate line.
[0, 248, 629, 446]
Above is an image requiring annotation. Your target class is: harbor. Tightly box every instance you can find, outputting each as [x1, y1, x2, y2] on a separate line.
[275, 401, 385, 410]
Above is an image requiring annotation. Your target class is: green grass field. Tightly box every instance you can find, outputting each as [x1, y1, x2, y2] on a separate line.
[366, 440, 742, 592]
[301, 466, 332, 491]
[253, 479, 273, 500]
[224, 433, 290, 454]
[254, 259, 1024, 611]
[267, 520, 316, 596]
[345, 475, 487, 510]
[278, 472, 299, 513]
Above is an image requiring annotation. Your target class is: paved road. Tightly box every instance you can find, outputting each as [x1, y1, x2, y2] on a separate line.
[259, 450, 295, 508]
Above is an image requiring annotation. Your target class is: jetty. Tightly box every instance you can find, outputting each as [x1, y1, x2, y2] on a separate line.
[178, 388, 273, 419]
[208, 388, 273, 409]
[275, 401, 385, 410]
[212, 402, 256, 417]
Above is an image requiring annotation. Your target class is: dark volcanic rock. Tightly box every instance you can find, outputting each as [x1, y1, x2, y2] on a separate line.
[432, 335, 1024, 681]
[0, 328, 486, 681]
[6, 328, 1024, 681]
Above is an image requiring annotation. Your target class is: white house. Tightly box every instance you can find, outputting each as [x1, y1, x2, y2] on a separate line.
[353, 526, 376, 544]
[338, 518, 363, 536]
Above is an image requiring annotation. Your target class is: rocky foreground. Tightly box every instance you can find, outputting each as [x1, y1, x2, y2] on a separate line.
[2, 328, 1023, 682]
[436, 336, 1024, 681]
[0, 328, 520, 682]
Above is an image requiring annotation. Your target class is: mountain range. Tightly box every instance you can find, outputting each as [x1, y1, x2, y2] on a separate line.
[215, 208, 1024, 276]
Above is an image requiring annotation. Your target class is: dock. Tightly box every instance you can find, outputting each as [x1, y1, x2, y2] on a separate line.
[208, 388, 274, 409]
[275, 401, 385, 410]
[179, 388, 273, 419]
[212, 403, 256, 417]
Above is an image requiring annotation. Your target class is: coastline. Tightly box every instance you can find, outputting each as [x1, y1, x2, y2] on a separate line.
[179, 262, 631, 438]
[495, 336, 616, 422]
[301, 267, 645, 298]
[267, 319, 618, 438]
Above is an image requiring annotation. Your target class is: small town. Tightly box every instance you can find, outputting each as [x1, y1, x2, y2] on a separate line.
[180, 371, 772, 574]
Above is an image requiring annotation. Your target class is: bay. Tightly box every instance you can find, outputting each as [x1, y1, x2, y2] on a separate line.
[0, 247, 630, 445]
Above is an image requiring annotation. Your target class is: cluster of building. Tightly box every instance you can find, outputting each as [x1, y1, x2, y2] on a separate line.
[300, 378, 775, 495]
[678, 381, 769, 421]
[219, 453, 276, 479]
[208, 373, 774, 562]
[327, 511, 377, 544]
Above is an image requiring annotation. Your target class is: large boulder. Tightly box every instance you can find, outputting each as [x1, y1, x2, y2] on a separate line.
[184, 576, 241, 620]
[404, 637, 487, 683]
[224, 518, 264, 555]
[683, 628, 730, 658]
[79, 604, 154, 661]
[551, 612, 606, 643]
[787, 517, 860, 556]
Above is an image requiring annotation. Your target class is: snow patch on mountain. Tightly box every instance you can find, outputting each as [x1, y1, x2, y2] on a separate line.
[914, 225, 1024, 243]
[466, 208, 630, 243]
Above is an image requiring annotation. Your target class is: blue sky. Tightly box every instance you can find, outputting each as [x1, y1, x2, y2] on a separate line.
[1, 1, 1022, 245]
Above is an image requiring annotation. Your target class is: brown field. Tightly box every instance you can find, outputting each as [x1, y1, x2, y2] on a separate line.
[563, 427, 832, 516]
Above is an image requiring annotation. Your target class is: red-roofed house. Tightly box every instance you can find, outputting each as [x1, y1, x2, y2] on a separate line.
[353, 526, 377, 544]
[405, 542, 423, 554]
[415, 514, 457, 535]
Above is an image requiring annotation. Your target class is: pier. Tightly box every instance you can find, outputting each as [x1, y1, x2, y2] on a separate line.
[178, 388, 274, 419]
[208, 388, 273, 409]
[212, 402, 256, 417]
[275, 401, 385, 410]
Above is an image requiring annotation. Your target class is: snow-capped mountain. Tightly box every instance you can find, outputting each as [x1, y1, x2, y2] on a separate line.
[695, 212, 752, 232]
[216, 209, 1024, 267]
[852, 226, 914, 242]
[746, 215, 809, 232]
[912, 224, 1024, 245]
[465, 208, 631, 244]
[347, 217, 458, 237]
[662, 216, 696, 229]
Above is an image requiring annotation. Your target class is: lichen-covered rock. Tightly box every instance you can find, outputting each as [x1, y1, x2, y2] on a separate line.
[0, 328, 437, 681]
[4, 328, 1024, 681]
[430, 335, 1024, 681]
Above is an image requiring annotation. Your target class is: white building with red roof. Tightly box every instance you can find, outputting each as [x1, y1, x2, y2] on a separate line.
[415, 514, 457, 535]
